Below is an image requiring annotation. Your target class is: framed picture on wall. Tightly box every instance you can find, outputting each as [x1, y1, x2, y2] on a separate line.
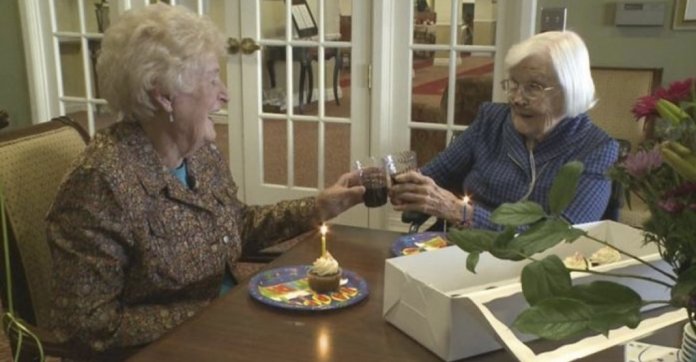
[290, 0, 318, 38]
[673, 0, 696, 30]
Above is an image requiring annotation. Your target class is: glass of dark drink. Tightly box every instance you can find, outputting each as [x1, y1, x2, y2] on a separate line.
[354, 158, 388, 208]
[383, 150, 417, 185]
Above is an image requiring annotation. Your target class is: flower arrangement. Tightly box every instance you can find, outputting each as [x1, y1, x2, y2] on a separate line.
[448, 77, 696, 340]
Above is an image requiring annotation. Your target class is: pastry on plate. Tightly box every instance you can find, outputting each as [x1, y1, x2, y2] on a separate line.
[308, 252, 341, 293]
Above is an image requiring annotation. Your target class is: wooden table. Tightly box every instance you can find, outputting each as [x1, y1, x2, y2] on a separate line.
[129, 225, 684, 362]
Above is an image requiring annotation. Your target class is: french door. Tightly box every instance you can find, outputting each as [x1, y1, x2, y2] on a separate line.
[381, 0, 536, 230]
[237, 1, 373, 227]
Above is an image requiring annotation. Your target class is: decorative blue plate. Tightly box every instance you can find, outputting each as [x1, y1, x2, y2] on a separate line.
[390, 232, 450, 257]
[248, 265, 369, 311]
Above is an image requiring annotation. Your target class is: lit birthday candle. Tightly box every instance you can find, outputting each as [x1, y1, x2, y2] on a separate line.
[320, 223, 328, 256]
[462, 195, 472, 225]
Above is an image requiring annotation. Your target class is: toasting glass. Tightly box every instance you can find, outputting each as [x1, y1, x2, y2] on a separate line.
[383, 150, 417, 186]
[354, 157, 388, 208]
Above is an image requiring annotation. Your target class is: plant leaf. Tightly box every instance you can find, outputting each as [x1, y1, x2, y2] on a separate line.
[521, 255, 571, 305]
[447, 228, 496, 254]
[490, 227, 525, 261]
[565, 281, 643, 334]
[548, 161, 584, 215]
[466, 252, 480, 273]
[671, 265, 696, 308]
[508, 219, 576, 256]
[490, 201, 546, 226]
[514, 298, 593, 340]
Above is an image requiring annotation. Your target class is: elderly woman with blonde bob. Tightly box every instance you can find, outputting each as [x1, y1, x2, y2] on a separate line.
[390, 31, 619, 230]
[46, 3, 364, 357]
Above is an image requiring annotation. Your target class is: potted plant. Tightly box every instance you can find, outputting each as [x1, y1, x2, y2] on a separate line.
[448, 78, 696, 346]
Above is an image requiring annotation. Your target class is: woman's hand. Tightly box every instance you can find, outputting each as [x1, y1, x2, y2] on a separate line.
[316, 170, 365, 221]
[389, 171, 466, 225]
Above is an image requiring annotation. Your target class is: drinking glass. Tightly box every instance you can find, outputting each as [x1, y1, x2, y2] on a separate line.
[354, 157, 388, 207]
[383, 150, 417, 185]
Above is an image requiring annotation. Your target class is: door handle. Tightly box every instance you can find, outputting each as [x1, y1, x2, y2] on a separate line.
[227, 38, 261, 55]
[240, 38, 261, 54]
[227, 38, 240, 55]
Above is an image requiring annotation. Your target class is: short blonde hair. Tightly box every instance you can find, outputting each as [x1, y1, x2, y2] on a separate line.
[504, 31, 595, 118]
[97, 3, 225, 121]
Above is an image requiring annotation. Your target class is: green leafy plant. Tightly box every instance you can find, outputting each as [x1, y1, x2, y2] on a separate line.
[448, 161, 673, 340]
[449, 77, 696, 341]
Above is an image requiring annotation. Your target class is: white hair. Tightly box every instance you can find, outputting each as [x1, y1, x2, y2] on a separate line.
[96, 3, 225, 121]
[504, 31, 596, 117]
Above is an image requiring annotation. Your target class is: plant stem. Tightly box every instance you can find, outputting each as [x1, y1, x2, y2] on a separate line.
[582, 232, 677, 281]
[565, 267, 674, 288]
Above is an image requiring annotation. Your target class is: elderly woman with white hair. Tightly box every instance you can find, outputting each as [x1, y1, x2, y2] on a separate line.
[390, 31, 619, 230]
[46, 3, 364, 357]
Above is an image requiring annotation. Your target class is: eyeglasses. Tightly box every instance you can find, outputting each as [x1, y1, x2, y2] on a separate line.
[500, 79, 554, 101]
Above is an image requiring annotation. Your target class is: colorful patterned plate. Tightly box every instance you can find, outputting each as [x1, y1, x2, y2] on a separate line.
[248, 265, 369, 311]
[390, 232, 450, 257]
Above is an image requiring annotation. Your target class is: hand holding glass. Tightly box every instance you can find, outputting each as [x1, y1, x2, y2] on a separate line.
[354, 158, 388, 208]
[383, 150, 417, 185]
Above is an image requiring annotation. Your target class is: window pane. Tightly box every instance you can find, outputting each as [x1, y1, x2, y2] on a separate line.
[324, 46, 350, 119]
[263, 119, 287, 185]
[410, 128, 447, 168]
[324, 122, 350, 187]
[55, 0, 80, 33]
[85, 0, 110, 34]
[471, 0, 497, 46]
[293, 121, 318, 188]
[87, 39, 102, 98]
[411, 51, 446, 126]
[261, 0, 287, 40]
[59, 38, 86, 98]
[93, 103, 118, 131]
[262, 45, 287, 115]
[64, 102, 89, 128]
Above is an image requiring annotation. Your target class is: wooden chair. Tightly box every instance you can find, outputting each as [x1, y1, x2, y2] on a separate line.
[0, 116, 91, 360]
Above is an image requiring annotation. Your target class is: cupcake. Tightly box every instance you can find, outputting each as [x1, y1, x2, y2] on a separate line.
[308, 252, 341, 293]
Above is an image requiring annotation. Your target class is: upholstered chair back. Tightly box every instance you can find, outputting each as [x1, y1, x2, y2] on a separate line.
[0, 117, 88, 328]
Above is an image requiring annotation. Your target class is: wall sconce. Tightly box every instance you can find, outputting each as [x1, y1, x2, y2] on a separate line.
[95, 0, 110, 33]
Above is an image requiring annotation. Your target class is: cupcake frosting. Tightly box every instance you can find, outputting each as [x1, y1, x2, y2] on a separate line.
[311, 252, 340, 276]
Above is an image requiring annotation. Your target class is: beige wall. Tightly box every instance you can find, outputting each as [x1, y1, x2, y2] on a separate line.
[538, 0, 696, 84]
[0, 0, 31, 129]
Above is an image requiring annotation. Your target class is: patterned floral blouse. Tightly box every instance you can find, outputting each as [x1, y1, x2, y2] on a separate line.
[46, 121, 320, 354]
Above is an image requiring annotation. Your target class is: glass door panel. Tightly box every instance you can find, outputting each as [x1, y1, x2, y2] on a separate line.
[243, 0, 369, 227]
[409, 0, 497, 167]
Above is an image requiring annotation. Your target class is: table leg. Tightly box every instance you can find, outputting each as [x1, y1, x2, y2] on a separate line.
[299, 63, 306, 113]
[307, 63, 314, 105]
[334, 49, 342, 106]
[266, 59, 276, 88]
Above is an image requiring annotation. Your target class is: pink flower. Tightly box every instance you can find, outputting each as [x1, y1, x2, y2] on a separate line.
[658, 198, 684, 214]
[631, 78, 694, 120]
[631, 95, 659, 119]
[621, 146, 662, 178]
[655, 78, 694, 104]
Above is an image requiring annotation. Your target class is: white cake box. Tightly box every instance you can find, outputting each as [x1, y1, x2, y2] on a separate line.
[383, 220, 685, 361]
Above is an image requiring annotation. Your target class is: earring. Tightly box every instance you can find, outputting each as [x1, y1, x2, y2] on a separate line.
[169, 112, 174, 123]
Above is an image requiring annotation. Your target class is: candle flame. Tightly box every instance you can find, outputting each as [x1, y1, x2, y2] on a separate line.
[462, 195, 471, 204]
[320, 224, 328, 235]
